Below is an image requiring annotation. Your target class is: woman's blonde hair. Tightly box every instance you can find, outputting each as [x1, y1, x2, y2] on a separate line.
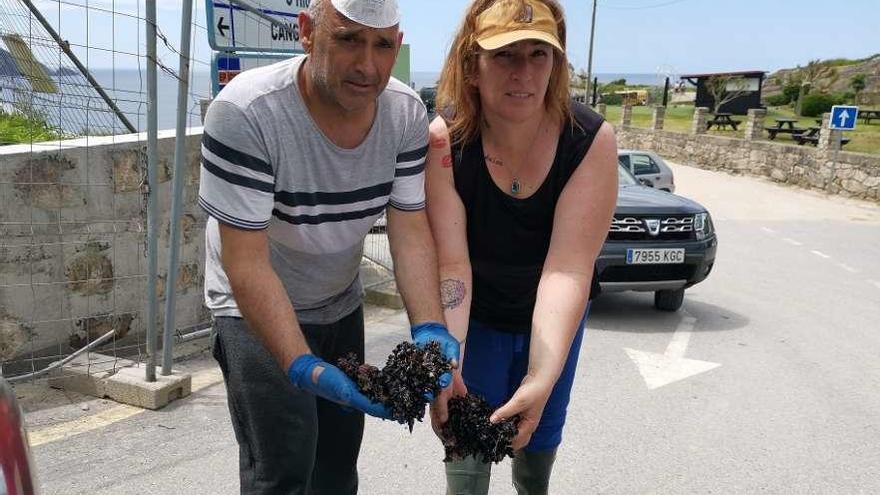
[436, 0, 572, 145]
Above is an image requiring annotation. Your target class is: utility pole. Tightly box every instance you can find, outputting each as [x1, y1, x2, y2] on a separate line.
[585, 0, 598, 104]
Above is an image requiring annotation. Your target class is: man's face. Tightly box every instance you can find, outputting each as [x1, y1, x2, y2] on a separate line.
[300, 7, 402, 113]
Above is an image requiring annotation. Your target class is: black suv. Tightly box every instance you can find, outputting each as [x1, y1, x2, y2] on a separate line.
[596, 164, 717, 311]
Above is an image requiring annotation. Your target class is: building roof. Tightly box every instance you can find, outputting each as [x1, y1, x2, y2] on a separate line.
[679, 70, 766, 79]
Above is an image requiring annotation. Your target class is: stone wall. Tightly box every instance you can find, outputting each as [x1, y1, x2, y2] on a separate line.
[0, 129, 208, 365]
[614, 108, 880, 202]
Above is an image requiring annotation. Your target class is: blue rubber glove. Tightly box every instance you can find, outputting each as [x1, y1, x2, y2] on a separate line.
[288, 354, 392, 419]
[411, 322, 460, 391]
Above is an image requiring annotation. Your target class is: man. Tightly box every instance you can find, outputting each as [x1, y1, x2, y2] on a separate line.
[198, 0, 459, 493]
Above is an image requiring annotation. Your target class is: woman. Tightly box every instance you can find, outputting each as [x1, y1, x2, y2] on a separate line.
[425, 0, 618, 493]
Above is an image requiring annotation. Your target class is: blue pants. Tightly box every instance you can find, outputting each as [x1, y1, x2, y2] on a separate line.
[461, 306, 589, 452]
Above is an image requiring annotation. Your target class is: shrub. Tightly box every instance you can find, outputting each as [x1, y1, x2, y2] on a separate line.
[782, 83, 801, 104]
[601, 93, 623, 105]
[799, 93, 835, 117]
[765, 94, 790, 107]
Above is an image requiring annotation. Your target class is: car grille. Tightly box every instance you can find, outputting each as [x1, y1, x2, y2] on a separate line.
[600, 264, 697, 282]
[607, 215, 695, 241]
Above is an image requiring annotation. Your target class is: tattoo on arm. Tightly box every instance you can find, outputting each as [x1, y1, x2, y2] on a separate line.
[440, 279, 466, 310]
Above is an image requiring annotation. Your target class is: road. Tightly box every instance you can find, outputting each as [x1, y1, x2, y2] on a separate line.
[22, 162, 880, 494]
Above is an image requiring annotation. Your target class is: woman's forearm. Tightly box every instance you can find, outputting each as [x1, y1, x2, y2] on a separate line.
[528, 268, 592, 384]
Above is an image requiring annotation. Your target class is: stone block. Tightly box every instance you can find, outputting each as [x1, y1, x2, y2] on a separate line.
[49, 352, 191, 410]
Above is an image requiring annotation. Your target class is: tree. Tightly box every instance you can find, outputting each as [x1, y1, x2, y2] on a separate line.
[799, 59, 839, 93]
[850, 74, 867, 103]
[706, 75, 750, 114]
[792, 60, 839, 115]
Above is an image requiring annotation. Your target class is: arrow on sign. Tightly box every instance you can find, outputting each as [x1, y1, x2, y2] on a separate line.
[624, 311, 721, 389]
[217, 17, 230, 38]
[837, 110, 850, 128]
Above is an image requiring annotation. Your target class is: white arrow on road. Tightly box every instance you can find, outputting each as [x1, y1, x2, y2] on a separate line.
[837, 110, 850, 128]
[624, 312, 721, 389]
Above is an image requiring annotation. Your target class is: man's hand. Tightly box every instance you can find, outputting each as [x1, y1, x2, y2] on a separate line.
[489, 374, 555, 451]
[411, 322, 460, 388]
[288, 354, 392, 419]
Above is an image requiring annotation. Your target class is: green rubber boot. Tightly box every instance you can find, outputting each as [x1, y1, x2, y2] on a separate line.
[445, 455, 492, 495]
[511, 449, 558, 495]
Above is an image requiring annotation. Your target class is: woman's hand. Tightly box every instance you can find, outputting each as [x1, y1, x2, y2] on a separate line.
[429, 367, 468, 439]
[489, 373, 555, 450]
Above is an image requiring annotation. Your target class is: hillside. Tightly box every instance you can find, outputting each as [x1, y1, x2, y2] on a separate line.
[763, 55, 880, 104]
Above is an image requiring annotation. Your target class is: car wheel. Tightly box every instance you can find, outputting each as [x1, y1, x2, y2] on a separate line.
[654, 288, 684, 311]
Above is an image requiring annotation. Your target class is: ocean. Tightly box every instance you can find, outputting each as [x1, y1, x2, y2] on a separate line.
[28, 69, 662, 133]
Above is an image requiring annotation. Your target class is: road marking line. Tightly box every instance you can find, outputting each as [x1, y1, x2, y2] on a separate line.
[782, 238, 802, 246]
[836, 263, 858, 273]
[29, 368, 224, 447]
[811, 250, 831, 259]
[761, 227, 776, 234]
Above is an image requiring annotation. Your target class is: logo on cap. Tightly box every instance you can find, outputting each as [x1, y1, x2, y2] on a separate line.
[516, 4, 533, 23]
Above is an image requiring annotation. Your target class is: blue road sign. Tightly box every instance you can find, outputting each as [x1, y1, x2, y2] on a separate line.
[830, 105, 859, 130]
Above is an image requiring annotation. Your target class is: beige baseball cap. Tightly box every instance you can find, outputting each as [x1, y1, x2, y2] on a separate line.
[330, 0, 400, 29]
[474, 0, 563, 52]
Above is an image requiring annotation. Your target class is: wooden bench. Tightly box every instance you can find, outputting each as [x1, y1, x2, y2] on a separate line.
[792, 128, 851, 147]
[765, 127, 806, 140]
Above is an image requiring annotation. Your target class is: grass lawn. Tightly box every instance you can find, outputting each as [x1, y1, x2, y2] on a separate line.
[0, 110, 61, 144]
[602, 104, 880, 155]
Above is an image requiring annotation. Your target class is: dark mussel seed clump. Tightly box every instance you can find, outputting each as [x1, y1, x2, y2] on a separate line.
[338, 341, 451, 430]
[441, 394, 520, 464]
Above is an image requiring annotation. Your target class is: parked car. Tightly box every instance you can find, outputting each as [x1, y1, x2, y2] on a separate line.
[618, 150, 675, 192]
[596, 164, 716, 311]
[1, 377, 38, 495]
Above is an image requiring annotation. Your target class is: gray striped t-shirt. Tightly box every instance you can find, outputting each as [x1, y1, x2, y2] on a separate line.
[199, 55, 428, 324]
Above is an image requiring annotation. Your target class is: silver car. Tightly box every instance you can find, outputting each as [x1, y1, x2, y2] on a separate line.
[618, 150, 675, 193]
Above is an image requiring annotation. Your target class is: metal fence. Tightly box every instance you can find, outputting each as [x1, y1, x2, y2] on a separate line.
[0, 0, 214, 383]
[0, 0, 396, 385]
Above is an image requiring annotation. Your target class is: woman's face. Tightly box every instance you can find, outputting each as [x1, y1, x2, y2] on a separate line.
[473, 40, 555, 122]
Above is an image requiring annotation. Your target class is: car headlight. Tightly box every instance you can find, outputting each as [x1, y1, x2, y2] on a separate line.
[694, 212, 714, 240]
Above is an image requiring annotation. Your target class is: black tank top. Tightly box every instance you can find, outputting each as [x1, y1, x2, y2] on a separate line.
[451, 102, 605, 333]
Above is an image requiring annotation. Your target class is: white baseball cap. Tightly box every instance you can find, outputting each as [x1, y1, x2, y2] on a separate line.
[330, 0, 400, 29]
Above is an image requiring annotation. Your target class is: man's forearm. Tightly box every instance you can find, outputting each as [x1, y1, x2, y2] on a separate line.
[387, 209, 445, 325]
[225, 260, 311, 370]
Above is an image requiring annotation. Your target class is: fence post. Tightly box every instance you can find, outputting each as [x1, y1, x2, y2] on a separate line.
[692, 107, 709, 135]
[651, 105, 666, 131]
[620, 104, 632, 128]
[162, 0, 195, 376]
[596, 103, 606, 117]
[744, 108, 767, 141]
[145, 0, 159, 382]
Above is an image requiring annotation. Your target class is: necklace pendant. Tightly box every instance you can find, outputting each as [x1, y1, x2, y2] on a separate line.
[511, 178, 522, 195]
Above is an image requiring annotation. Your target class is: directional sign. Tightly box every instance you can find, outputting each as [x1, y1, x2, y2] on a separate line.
[211, 52, 291, 96]
[830, 105, 859, 130]
[207, 0, 308, 53]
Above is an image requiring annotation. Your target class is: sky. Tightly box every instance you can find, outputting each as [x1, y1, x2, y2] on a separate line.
[18, 0, 880, 75]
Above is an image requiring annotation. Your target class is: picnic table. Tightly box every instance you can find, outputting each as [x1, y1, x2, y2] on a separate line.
[706, 112, 741, 131]
[860, 109, 880, 125]
[765, 118, 806, 140]
[792, 127, 852, 147]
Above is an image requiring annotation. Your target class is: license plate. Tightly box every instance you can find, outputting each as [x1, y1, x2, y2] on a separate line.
[626, 248, 685, 264]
